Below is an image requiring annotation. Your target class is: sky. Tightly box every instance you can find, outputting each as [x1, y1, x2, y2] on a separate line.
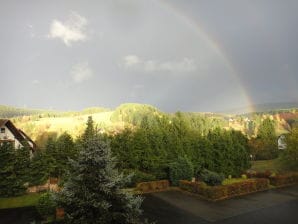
[1, 0, 297, 112]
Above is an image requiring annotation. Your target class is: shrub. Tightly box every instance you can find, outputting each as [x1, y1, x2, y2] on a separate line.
[269, 173, 298, 187]
[169, 156, 194, 186]
[127, 170, 156, 187]
[179, 178, 269, 201]
[246, 171, 272, 178]
[200, 169, 225, 186]
[36, 192, 56, 218]
[241, 174, 247, 179]
[136, 180, 169, 192]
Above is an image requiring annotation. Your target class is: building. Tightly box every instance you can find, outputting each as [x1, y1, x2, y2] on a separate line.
[278, 134, 287, 150]
[0, 119, 36, 155]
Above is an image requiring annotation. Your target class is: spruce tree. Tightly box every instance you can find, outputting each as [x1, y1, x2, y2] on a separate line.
[0, 143, 26, 196]
[15, 144, 31, 185]
[55, 117, 147, 224]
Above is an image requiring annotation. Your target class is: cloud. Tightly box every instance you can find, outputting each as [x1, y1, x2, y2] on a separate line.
[48, 11, 88, 46]
[122, 55, 196, 73]
[123, 55, 141, 67]
[32, 79, 40, 85]
[130, 84, 144, 98]
[71, 62, 93, 83]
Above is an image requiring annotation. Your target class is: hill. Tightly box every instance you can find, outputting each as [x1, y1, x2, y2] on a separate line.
[2, 103, 298, 148]
[221, 102, 298, 114]
[0, 105, 110, 118]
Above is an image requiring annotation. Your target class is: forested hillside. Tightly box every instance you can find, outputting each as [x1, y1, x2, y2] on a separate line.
[1, 103, 297, 148]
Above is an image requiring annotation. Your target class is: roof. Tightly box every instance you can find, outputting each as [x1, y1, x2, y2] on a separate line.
[0, 119, 9, 127]
[18, 129, 37, 149]
[0, 119, 36, 151]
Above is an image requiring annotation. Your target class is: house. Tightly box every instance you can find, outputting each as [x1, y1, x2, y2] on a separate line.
[278, 134, 287, 150]
[0, 119, 36, 155]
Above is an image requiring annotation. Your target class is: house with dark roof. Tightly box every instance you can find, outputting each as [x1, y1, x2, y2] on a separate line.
[0, 119, 36, 155]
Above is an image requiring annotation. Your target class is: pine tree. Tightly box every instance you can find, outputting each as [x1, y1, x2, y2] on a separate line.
[55, 118, 147, 224]
[0, 143, 26, 196]
[15, 144, 31, 185]
[29, 151, 49, 186]
[55, 132, 76, 178]
[82, 116, 95, 142]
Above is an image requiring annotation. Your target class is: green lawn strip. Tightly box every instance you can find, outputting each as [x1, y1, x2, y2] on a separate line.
[0, 193, 42, 209]
[250, 159, 282, 173]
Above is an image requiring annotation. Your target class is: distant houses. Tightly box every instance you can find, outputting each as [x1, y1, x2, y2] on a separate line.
[0, 119, 36, 155]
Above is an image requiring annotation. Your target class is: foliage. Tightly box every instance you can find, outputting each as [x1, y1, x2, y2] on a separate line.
[169, 156, 194, 186]
[54, 117, 147, 224]
[125, 170, 156, 188]
[179, 178, 269, 201]
[36, 192, 56, 217]
[0, 143, 28, 197]
[250, 118, 278, 160]
[110, 113, 250, 182]
[269, 173, 298, 186]
[28, 150, 49, 186]
[199, 169, 225, 186]
[136, 180, 169, 193]
[279, 128, 298, 170]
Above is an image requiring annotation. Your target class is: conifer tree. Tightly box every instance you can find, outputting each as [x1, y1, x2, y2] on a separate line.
[55, 117, 147, 224]
[29, 150, 49, 186]
[0, 143, 26, 196]
[15, 144, 31, 185]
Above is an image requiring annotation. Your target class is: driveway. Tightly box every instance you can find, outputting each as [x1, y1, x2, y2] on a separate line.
[142, 185, 298, 224]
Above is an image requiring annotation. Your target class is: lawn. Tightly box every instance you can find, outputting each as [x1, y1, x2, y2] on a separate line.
[250, 159, 282, 173]
[0, 193, 42, 209]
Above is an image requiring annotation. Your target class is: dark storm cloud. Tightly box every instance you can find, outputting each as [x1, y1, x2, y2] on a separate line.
[0, 0, 297, 112]
[170, 0, 298, 105]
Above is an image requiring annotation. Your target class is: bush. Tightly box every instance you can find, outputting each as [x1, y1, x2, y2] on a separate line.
[200, 169, 225, 186]
[269, 173, 298, 187]
[124, 170, 156, 187]
[169, 156, 194, 186]
[36, 192, 56, 218]
[179, 178, 269, 201]
[136, 180, 169, 193]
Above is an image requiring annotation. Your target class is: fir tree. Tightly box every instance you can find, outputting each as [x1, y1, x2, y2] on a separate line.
[15, 144, 31, 185]
[82, 116, 95, 141]
[29, 151, 49, 186]
[55, 119, 147, 224]
[0, 143, 26, 196]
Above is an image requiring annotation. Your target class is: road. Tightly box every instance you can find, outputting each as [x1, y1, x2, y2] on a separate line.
[142, 185, 298, 224]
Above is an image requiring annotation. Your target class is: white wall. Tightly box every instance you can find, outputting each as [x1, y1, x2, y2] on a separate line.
[0, 124, 23, 148]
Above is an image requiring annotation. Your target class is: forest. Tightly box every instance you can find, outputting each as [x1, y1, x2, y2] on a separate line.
[1, 103, 289, 195]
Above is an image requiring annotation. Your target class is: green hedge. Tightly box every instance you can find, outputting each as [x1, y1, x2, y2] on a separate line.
[136, 180, 169, 193]
[179, 178, 269, 201]
[269, 173, 298, 187]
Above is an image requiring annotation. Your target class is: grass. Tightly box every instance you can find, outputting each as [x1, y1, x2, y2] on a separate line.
[0, 193, 42, 209]
[222, 178, 248, 185]
[250, 159, 283, 173]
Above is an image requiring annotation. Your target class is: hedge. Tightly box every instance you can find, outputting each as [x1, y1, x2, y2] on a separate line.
[245, 171, 272, 178]
[136, 180, 169, 193]
[179, 178, 269, 201]
[269, 173, 298, 187]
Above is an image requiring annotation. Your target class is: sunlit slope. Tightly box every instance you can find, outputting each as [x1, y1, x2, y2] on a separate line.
[13, 111, 115, 142]
[5, 103, 297, 148]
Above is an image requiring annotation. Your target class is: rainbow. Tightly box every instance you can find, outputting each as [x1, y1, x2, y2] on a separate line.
[155, 0, 255, 113]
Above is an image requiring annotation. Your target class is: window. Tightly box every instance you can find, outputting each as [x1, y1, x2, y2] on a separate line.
[0, 128, 5, 133]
